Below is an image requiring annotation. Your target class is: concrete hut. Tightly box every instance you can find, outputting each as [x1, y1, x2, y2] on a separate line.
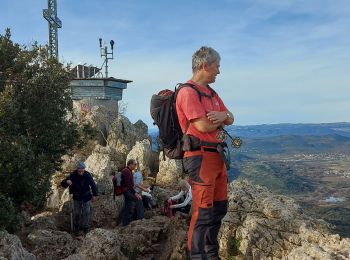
[70, 65, 132, 117]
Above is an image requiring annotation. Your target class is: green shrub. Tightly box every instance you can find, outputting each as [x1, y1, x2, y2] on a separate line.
[0, 194, 18, 232]
[0, 29, 80, 227]
[227, 237, 241, 257]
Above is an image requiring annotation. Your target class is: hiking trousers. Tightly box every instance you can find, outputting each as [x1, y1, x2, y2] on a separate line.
[183, 150, 228, 260]
[122, 191, 144, 226]
[73, 199, 91, 231]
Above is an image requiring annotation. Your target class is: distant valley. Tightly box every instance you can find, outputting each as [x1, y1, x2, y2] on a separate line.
[226, 122, 350, 237]
[150, 122, 350, 237]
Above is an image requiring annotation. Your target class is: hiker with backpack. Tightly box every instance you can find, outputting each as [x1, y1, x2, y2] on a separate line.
[167, 179, 192, 215]
[176, 46, 234, 259]
[150, 46, 235, 259]
[61, 161, 98, 236]
[121, 159, 143, 226]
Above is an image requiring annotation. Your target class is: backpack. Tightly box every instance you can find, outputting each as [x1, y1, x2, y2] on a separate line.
[150, 83, 216, 159]
[112, 171, 123, 199]
[163, 200, 175, 218]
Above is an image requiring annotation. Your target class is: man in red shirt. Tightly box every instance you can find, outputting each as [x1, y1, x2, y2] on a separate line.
[176, 46, 234, 259]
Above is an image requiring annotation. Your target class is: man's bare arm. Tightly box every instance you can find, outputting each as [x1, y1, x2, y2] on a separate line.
[223, 111, 234, 125]
[207, 111, 234, 125]
[192, 117, 222, 133]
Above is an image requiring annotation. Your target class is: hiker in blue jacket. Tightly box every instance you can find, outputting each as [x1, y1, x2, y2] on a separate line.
[61, 161, 98, 235]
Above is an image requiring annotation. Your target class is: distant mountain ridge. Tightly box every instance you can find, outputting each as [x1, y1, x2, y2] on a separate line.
[226, 122, 350, 138]
[149, 122, 350, 138]
[149, 122, 350, 153]
[235, 134, 350, 155]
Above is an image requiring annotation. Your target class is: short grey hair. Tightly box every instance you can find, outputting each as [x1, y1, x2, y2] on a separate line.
[127, 159, 136, 167]
[179, 179, 190, 190]
[192, 46, 221, 73]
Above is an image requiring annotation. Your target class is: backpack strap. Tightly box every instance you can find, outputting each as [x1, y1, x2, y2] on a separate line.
[175, 83, 216, 102]
[206, 85, 217, 98]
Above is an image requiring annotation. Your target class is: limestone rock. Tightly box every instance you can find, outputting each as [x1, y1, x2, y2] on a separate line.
[27, 230, 76, 260]
[0, 231, 36, 260]
[85, 145, 119, 193]
[156, 152, 183, 187]
[60, 154, 81, 173]
[65, 228, 126, 260]
[218, 180, 350, 259]
[46, 184, 60, 210]
[81, 104, 118, 146]
[126, 139, 152, 171]
[116, 215, 188, 259]
[46, 184, 70, 211]
[107, 115, 148, 166]
[29, 212, 57, 231]
[117, 216, 169, 255]
[151, 186, 175, 207]
[159, 216, 188, 260]
[91, 194, 124, 228]
[16, 211, 61, 249]
[52, 193, 124, 231]
[134, 119, 148, 136]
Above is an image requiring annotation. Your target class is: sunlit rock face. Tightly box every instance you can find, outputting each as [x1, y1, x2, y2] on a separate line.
[0, 231, 36, 260]
[219, 180, 350, 259]
[156, 152, 183, 187]
[126, 139, 152, 172]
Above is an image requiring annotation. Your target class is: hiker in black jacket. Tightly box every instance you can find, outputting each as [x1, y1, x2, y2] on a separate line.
[61, 161, 97, 235]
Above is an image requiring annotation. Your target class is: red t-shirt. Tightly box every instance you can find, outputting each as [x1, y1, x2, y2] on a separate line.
[176, 80, 228, 144]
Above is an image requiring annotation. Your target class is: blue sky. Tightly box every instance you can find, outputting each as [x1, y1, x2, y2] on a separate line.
[1, 0, 349, 128]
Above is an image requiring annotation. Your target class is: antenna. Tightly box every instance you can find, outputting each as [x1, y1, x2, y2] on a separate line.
[43, 0, 62, 60]
[99, 37, 115, 78]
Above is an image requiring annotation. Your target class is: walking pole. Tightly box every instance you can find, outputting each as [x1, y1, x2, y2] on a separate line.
[70, 194, 74, 233]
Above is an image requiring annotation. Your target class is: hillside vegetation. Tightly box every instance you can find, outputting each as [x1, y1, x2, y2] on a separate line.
[0, 29, 92, 231]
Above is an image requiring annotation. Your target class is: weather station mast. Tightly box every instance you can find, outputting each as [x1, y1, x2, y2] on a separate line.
[99, 38, 115, 78]
[43, 0, 62, 60]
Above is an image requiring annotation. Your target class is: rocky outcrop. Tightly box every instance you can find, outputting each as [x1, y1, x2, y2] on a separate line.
[126, 139, 152, 171]
[107, 115, 149, 166]
[117, 215, 188, 260]
[151, 186, 174, 207]
[46, 185, 70, 211]
[47, 116, 148, 210]
[134, 120, 148, 137]
[219, 180, 350, 259]
[85, 145, 119, 193]
[159, 216, 188, 260]
[62, 215, 189, 260]
[156, 152, 183, 187]
[27, 230, 77, 260]
[55, 194, 124, 231]
[29, 212, 58, 231]
[283, 227, 350, 259]
[91, 194, 124, 228]
[80, 104, 118, 146]
[10, 179, 350, 260]
[0, 231, 36, 260]
[65, 228, 126, 260]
